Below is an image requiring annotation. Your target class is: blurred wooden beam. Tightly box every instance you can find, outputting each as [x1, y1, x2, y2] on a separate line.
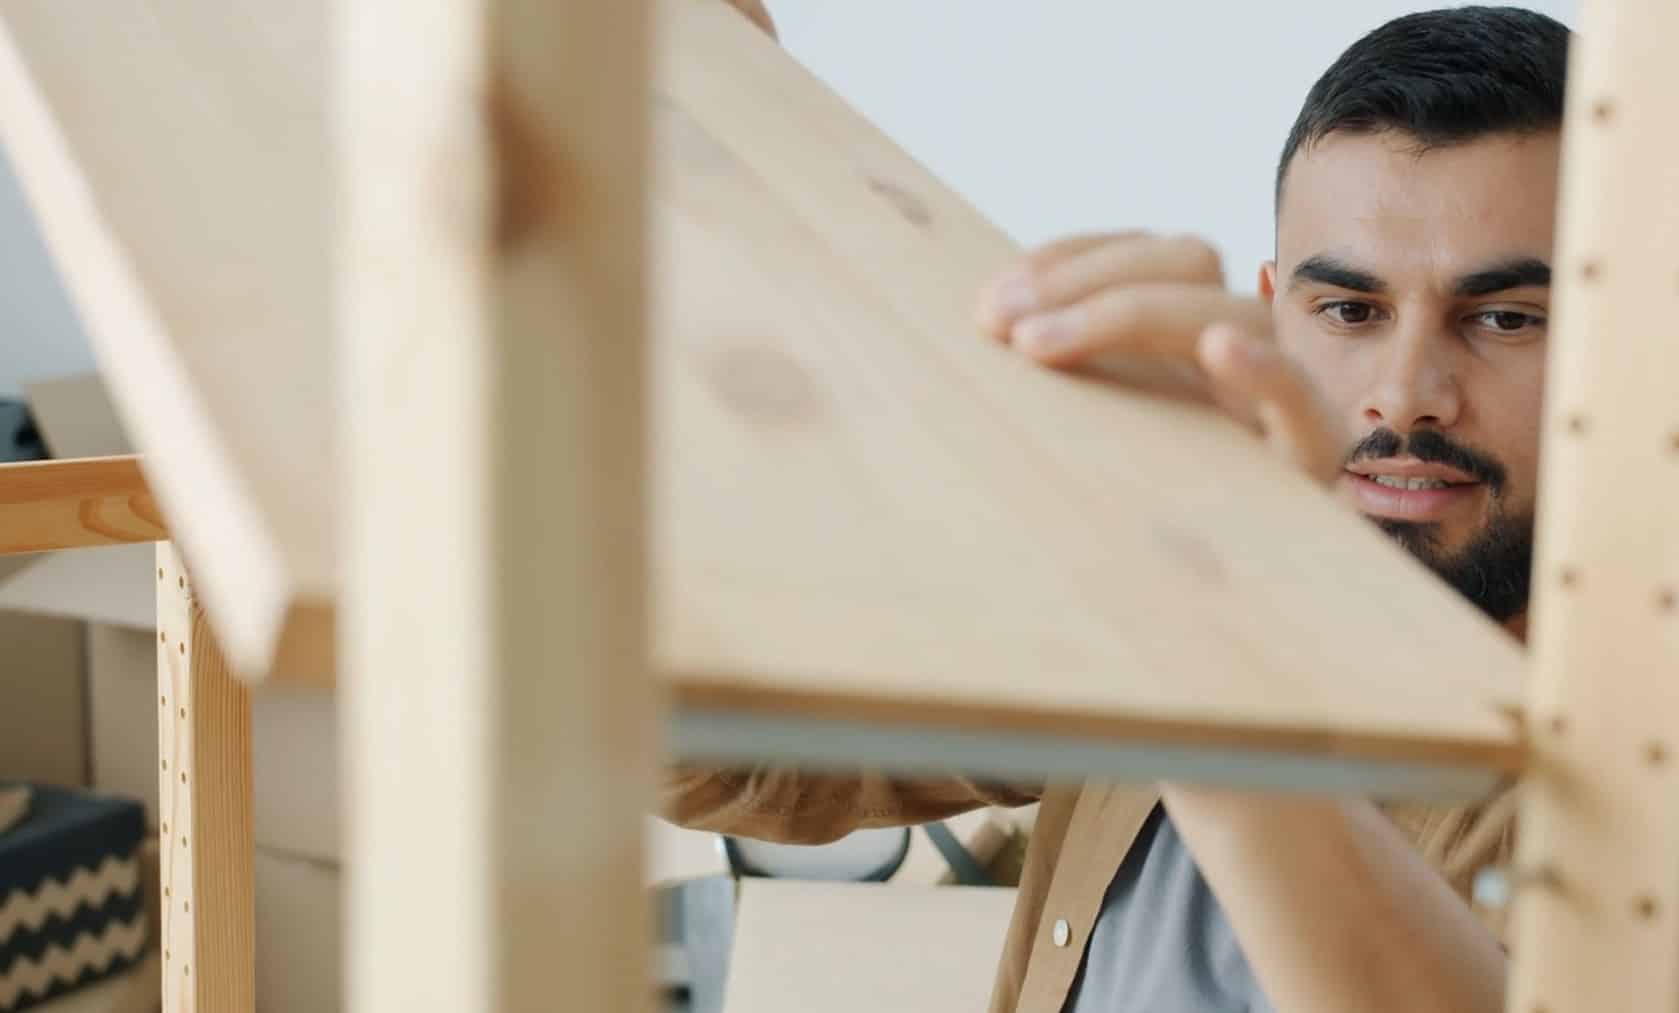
[338, 0, 654, 1009]
[0, 3, 330, 676]
[1508, 1, 1679, 1008]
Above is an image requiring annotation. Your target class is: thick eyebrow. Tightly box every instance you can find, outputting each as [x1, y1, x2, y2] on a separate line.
[1453, 257, 1552, 297]
[1288, 254, 1386, 294]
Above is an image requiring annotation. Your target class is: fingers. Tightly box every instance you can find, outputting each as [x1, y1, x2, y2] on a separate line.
[1198, 325, 1344, 485]
[1010, 283, 1272, 369]
[726, 0, 777, 38]
[976, 232, 1220, 339]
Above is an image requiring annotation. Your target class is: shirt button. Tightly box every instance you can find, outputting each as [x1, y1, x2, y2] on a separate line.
[1052, 918, 1071, 948]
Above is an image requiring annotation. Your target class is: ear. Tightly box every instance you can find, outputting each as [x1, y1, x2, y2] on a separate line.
[1258, 261, 1278, 306]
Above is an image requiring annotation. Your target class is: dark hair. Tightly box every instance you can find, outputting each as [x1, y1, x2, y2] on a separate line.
[1275, 6, 1570, 208]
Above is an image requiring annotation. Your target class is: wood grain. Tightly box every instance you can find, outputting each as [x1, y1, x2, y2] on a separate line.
[337, 0, 654, 1010]
[0, 3, 330, 676]
[156, 542, 255, 1012]
[650, 0, 1524, 772]
[0, 456, 165, 554]
[1508, 3, 1679, 1009]
[1, 0, 1526, 782]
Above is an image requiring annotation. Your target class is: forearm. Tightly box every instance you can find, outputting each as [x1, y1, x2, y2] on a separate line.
[660, 765, 1040, 844]
[1162, 785, 1505, 1013]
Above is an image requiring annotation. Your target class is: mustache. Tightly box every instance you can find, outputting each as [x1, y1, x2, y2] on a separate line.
[1344, 428, 1507, 493]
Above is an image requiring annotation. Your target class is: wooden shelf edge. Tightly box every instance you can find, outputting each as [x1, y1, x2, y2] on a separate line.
[668, 675, 1527, 790]
[670, 704, 1520, 803]
[0, 455, 167, 554]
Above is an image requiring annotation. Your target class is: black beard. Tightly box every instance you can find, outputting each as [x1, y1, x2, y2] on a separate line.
[1373, 510, 1533, 623]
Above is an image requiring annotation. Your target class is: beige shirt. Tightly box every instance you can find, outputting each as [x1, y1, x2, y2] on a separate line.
[662, 767, 1517, 1013]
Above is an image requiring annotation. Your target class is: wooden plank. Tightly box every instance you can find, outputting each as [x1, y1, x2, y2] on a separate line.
[337, 0, 653, 1010]
[156, 543, 255, 1012]
[0, 456, 165, 555]
[650, 0, 1523, 775]
[2, 0, 1524, 783]
[0, 3, 331, 676]
[1507, 3, 1679, 1009]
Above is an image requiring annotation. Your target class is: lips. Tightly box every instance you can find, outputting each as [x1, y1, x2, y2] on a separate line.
[1344, 468, 1481, 522]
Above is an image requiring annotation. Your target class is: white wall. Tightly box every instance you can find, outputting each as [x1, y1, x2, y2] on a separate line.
[0, 148, 97, 397]
[771, 0, 1577, 290]
[0, 1, 1577, 396]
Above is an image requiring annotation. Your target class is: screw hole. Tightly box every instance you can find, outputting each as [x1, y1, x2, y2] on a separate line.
[180, 771, 186, 784]
[158, 567, 164, 580]
[177, 576, 184, 589]
[161, 759, 167, 771]
[161, 822, 168, 835]
[1560, 566, 1580, 589]
[1658, 588, 1676, 613]
[1567, 414, 1589, 436]
[179, 642, 185, 655]
[179, 707, 186, 719]
[159, 632, 166, 644]
[1581, 260, 1602, 282]
[160, 695, 167, 706]
[1549, 715, 1569, 736]
[1649, 742, 1669, 767]
[1636, 894, 1660, 919]
[1592, 98, 1614, 123]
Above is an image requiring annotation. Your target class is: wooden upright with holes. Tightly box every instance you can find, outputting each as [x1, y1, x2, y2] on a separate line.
[1508, 2, 1679, 1010]
[338, 0, 652, 1010]
[156, 543, 255, 1012]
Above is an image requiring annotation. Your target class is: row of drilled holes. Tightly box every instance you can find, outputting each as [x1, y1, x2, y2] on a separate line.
[157, 564, 190, 981]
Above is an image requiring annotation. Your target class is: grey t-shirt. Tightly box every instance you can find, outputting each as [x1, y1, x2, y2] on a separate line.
[1062, 804, 1275, 1013]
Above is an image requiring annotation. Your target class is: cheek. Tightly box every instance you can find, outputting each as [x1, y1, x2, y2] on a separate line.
[1276, 324, 1366, 422]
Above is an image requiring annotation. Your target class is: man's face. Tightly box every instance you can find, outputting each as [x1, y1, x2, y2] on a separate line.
[1264, 130, 1560, 625]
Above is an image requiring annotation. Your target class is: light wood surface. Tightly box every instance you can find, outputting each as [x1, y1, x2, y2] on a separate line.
[650, 0, 1523, 772]
[1508, 3, 1679, 1009]
[156, 543, 255, 1012]
[0, 3, 330, 677]
[1, 0, 1524, 781]
[338, 0, 655, 1010]
[0, 456, 165, 555]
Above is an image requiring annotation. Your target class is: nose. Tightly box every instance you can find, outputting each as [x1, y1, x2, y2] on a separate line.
[1359, 329, 1462, 432]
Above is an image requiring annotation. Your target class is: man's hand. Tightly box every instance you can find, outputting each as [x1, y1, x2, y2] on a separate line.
[977, 231, 1505, 1011]
[723, 0, 777, 38]
[976, 231, 1343, 485]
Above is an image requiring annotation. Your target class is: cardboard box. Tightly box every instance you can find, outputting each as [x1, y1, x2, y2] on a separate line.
[255, 849, 342, 1013]
[722, 879, 1015, 1013]
[0, 610, 85, 787]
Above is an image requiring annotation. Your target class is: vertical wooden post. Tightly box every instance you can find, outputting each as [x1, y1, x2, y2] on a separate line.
[156, 542, 256, 1011]
[338, 0, 653, 1010]
[1508, 2, 1679, 1009]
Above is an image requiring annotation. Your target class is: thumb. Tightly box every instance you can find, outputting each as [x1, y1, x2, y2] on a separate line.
[1197, 324, 1342, 486]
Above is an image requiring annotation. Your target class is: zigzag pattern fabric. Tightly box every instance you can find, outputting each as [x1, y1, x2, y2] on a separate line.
[0, 856, 140, 935]
[0, 915, 146, 1010]
[0, 785, 146, 1013]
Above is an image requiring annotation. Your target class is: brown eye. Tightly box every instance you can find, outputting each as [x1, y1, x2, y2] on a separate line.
[1317, 301, 1377, 326]
[1477, 310, 1541, 333]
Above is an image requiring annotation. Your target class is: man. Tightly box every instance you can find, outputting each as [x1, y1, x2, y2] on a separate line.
[673, 5, 1563, 1010]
